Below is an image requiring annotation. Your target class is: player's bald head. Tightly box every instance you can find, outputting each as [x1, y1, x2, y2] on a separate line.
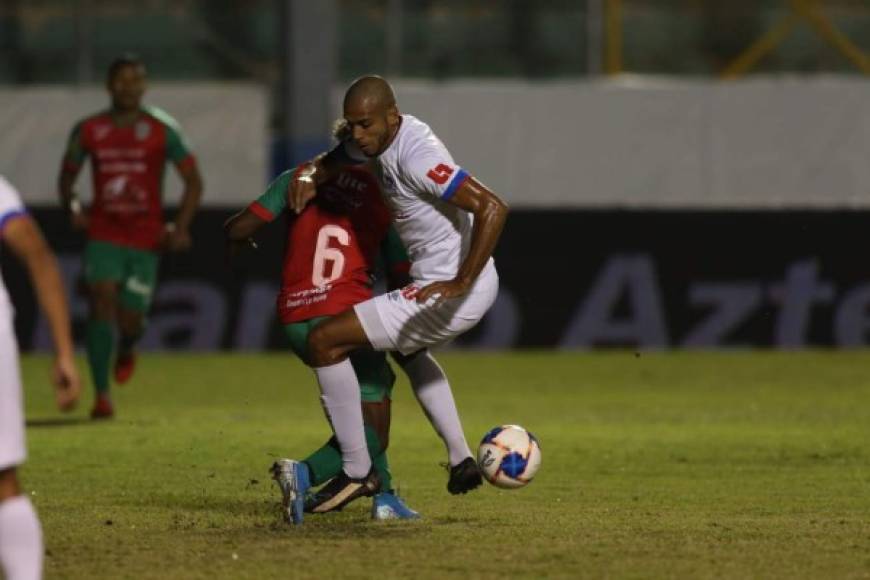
[342, 75, 401, 157]
[343, 75, 397, 113]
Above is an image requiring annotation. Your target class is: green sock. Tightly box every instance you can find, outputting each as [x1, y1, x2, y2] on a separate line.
[367, 425, 392, 492]
[86, 319, 113, 395]
[303, 426, 392, 490]
[303, 438, 342, 486]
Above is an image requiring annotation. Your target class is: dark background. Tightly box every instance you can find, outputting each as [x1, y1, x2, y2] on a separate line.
[5, 208, 870, 351]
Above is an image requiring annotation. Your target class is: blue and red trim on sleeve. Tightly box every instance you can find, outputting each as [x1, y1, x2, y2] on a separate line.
[248, 201, 275, 222]
[0, 209, 28, 235]
[441, 169, 470, 201]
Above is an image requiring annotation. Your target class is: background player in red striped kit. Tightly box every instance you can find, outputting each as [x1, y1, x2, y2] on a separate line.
[57, 54, 203, 419]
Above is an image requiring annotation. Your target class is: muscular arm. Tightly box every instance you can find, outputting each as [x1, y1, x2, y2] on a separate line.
[3, 216, 80, 410]
[289, 144, 367, 214]
[416, 177, 509, 303]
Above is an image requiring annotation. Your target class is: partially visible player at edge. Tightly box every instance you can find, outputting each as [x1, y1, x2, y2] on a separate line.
[57, 54, 203, 419]
[225, 154, 420, 523]
[289, 75, 509, 513]
[0, 175, 81, 580]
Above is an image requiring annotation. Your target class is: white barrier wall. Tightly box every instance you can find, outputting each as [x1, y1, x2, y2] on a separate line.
[0, 83, 268, 205]
[2, 77, 869, 208]
[383, 76, 870, 208]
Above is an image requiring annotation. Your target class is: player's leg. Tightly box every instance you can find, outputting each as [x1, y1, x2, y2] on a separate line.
[354, 352, 421, 520]
[355, 271, 499, 495]
[114, 247, 158, 384]
[276, 318, 388, 521]
[394, 349, 480, 494]
[83, 241, 124, 418]
[0, 324, 43, 580]
[0, 468, 43, 580]
[304, 310, 379, 512]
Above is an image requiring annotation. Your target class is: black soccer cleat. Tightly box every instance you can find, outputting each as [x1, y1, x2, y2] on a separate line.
[447, 457, 483, 495]
[305, 467, 381, 514]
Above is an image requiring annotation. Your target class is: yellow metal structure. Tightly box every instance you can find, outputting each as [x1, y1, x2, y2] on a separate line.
[605, 0, 622, 75]
[721, 0, 870, 78]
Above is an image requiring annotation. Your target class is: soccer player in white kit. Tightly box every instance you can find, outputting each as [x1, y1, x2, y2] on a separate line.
[288, 76, 509, 513]
[0, 176, 81, 580]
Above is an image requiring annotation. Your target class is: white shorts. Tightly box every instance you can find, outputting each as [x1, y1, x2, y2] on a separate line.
[355, 262, 499, 355]
[0, 315, 26, 470]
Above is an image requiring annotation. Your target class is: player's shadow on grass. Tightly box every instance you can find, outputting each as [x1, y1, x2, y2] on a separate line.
[26, 417, 93, 428]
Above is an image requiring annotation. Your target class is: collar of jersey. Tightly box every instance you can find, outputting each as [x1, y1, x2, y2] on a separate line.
[378, 114, 406, 158]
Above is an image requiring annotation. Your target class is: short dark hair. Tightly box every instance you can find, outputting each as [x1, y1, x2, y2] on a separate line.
[107, 53, 145, 81]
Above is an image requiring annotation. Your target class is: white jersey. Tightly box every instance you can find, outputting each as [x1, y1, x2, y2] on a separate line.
[363, 114, 495, 284]
[0, 175, 27, 324]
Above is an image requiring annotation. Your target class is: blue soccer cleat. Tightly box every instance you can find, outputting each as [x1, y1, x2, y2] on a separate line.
[371, 491, 421, 520]
[270, 459, 311, 525]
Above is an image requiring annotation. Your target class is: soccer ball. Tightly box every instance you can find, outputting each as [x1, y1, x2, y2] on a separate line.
[477, 425, 541, 489]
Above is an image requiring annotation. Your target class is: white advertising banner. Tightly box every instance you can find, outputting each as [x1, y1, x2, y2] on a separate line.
[0, 82, 268, 205]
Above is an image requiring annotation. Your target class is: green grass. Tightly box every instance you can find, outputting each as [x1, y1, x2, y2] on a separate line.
[18, 352, 870, 579]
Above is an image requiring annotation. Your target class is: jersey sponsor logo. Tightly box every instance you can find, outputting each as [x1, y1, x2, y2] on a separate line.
[426, 163, 454, 185]
[400, 284, 419, 301]
[102, 175, 149, 214]
[93, 124, 112, 141]
[335, 171, 369, 194]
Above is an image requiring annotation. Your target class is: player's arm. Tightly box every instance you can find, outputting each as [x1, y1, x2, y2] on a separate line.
[223, 209, 266, 259]
[164, 159, 204, 252]
[416, 177, 508, 304]
[2, 215, 81, 411]
[57, 122, 89, 231]
[163, 120, 203, 252]
[289, 141, 367, 214]
[224, 170, 294, 259]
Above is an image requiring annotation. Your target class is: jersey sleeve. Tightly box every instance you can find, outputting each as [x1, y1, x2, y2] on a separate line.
[380, 225, 411, 277]
[0, 176, 28, 236]
[149, 107, 196, 168]
[61, 121, 88, 173]
[401, 140, 470, 202]
[247, 170, 293, 222]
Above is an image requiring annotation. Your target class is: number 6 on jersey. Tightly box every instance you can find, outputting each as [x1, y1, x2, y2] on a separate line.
[312, 225, 350, 287]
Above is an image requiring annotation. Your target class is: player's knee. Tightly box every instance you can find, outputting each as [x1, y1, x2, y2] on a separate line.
[307, 324, 337, 366]
[89, 286, 117, 320]
[0, 467, 21, 500]
[118, 309, 143, 336]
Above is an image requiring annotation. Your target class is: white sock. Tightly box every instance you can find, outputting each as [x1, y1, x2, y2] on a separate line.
[314, 360, 371, 478]
[402, 351, 473, 466]
[0, 495, 43, 580]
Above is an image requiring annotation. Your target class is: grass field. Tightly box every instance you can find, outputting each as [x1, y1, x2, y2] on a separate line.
[17, 351, 870, 579]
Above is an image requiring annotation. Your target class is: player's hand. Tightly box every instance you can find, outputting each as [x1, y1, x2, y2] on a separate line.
[288, 164, 317, 214]
[416, 278, 471, 305]
[70, 210, 89, 231]
[225, 238, 257, 262]
[163, 223, 192, 252]
[52, 353, 81, 412]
